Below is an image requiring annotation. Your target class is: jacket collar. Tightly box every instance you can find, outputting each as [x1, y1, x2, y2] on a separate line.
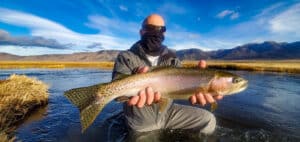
[129, 41, 177, 66]
[129, 41, 168, 57]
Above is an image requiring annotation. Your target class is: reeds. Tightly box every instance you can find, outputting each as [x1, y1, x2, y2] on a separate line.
[0, 61, 114, 69]
[0, 74, 49, 141]
[182, 60, 300, 74]
[0, 60, 299, 73]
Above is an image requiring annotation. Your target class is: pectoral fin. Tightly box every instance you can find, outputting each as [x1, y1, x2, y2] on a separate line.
[210, 102, 218, 112]
[158, 98, 171, 113]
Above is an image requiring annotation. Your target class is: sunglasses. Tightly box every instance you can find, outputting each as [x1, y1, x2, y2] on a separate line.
[142, 24, 166, 33]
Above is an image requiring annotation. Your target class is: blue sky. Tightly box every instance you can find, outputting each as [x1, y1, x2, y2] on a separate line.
[0, 0, 299, 55]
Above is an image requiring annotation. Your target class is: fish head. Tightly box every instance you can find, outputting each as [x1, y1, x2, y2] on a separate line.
[209, 71, 248, 96]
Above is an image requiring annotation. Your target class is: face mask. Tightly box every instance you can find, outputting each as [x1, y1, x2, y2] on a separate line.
[140, 32, 165, 56]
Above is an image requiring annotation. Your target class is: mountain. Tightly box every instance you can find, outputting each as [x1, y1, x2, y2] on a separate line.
[0, 41, 299, 61]
[0, 50, 121, 61]
[212, 41, 300, 59]
[176, 48, 211, 60]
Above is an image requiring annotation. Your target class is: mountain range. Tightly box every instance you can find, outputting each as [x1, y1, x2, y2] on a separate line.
[0, 41, 299, 61]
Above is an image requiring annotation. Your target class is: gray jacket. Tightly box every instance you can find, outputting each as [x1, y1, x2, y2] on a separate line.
[112, 41, 181, 80]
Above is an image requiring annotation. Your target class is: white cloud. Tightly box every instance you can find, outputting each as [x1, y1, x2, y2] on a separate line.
[158, 3, 186, 15]
[0, 7, 134, 55]
[255, 3, 284, 18]
[230, 12, 240, 20]
[269, 3, 300, 36]
[217, 10, 239, 20]
[86, 15, 140, 36]
[0, 45, 78, 56]
[119, 5, 128, 11]
[170, 42, 211, 51]
[217, 10, 234, 18]
[167, 38, 241, 51]
[210, 2, 300, 43]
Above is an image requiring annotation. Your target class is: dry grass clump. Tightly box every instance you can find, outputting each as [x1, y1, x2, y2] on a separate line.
[0, 61, 114, 69]
[0, 132, 15, 142]
[0, 74, 49, 141]
[182, 60, 300, 74]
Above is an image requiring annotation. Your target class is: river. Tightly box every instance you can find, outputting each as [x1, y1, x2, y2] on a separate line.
[0, 69, 299, 142]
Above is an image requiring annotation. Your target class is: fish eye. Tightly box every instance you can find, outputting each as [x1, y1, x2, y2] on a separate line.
[232, 77, 242, 83]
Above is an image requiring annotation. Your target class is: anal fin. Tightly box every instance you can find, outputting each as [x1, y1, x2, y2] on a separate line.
[210, 102, 218, 112]
[158, 98, 171, 113]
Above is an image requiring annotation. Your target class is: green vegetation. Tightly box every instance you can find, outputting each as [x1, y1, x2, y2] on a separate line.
[0, 75, 49, 141]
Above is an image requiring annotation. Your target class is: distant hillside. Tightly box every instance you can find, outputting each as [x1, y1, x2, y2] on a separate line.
[211, 41, 300, 59]
[0, 41, 299, 61]
[176, 48, 210, 60]
[0, 50, 120, 61]
[176, 41, 300, 60]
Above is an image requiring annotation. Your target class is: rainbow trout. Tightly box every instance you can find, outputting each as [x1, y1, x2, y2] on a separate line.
[64, 67, 248, 132]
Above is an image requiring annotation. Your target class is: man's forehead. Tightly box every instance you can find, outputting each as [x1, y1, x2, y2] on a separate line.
[143, 14, 165, 26]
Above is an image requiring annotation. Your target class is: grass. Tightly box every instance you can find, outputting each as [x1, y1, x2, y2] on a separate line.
[0, 74, 49, 141]
[0, 61, 114, 69]
[0, 60, 300, 73]
[182, 60, 300, 74]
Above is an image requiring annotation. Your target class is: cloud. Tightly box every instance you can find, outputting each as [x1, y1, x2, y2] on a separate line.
[207, 2, 300, 46]
[0, 29, 72, 49]
[86, 42, 103, 49]
[168, 38, 241, 51]
[158, 3, 186, 15]
[0, 45, 78, 55]
[119, 5, 128, 11]
[0, 7, 134, 55]
[216, 10, 239, 20]
[86, 15, 140, 36]
[269, 3, 300, 36]
[230, 12, 240, 20]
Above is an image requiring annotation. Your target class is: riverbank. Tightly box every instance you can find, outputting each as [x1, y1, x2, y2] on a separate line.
[183, 60, 300, 74]
[0, 61, 114, 69]
[0, 60, 299, 73]
[0, 75, 49, 141]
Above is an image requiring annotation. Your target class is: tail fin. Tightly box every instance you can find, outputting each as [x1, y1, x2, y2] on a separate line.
[64, 84, 106, 132]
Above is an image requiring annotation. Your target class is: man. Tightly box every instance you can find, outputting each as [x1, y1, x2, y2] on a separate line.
[112, 14, 223, 137]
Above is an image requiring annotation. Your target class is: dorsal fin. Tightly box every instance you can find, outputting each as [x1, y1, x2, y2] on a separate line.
[150, 66, 174, 72]
[114, 74, 131, 81]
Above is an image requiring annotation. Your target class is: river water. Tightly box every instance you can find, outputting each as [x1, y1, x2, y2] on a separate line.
[0, 69, 299, 142]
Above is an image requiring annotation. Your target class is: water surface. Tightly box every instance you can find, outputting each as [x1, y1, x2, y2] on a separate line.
[0, 69, 299, 142]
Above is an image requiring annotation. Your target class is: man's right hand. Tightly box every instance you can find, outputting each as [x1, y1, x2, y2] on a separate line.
[127, 66, 161, 108]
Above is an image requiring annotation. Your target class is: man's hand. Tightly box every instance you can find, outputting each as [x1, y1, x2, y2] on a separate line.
[189, 60, 223, 106]
[127, 66, 161, 108]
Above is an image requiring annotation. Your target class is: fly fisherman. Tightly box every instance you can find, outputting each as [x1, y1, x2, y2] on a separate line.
[112, 14, 223, 139]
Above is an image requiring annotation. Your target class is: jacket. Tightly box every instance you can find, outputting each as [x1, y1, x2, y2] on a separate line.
[112, 41, 181, 80]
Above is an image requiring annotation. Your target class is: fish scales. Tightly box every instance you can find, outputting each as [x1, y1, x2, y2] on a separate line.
[64, 67, 248, 132]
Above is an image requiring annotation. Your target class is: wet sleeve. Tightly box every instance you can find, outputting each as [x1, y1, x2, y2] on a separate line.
[173, 58, 182, 67]
[112, 53, 132, 81]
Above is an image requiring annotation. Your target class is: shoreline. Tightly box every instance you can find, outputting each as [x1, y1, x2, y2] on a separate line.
[0, 60, 299, 73]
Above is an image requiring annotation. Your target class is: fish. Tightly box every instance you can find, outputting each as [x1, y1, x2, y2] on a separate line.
[64, 67, 248, 132]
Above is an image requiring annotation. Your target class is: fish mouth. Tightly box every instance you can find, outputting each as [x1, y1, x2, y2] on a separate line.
[238, 80, 248, 92]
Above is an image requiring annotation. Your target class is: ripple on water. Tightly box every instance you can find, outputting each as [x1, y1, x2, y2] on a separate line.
[1, 69, 298, 141]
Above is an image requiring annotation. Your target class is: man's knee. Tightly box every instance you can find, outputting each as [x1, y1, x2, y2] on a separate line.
[199, 112, 216, 135]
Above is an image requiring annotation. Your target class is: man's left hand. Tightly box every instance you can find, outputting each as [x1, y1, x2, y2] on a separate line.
[189, 60, 223, 106]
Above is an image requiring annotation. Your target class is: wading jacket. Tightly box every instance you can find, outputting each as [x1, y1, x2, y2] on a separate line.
[112, 41, 181, 80]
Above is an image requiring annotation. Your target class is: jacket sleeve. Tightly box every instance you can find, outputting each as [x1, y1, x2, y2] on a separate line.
[173, 57, 182, 67]
[112, 52, 133, 81]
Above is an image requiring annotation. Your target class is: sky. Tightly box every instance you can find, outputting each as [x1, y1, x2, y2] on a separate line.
[0, 0, 299, 56]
